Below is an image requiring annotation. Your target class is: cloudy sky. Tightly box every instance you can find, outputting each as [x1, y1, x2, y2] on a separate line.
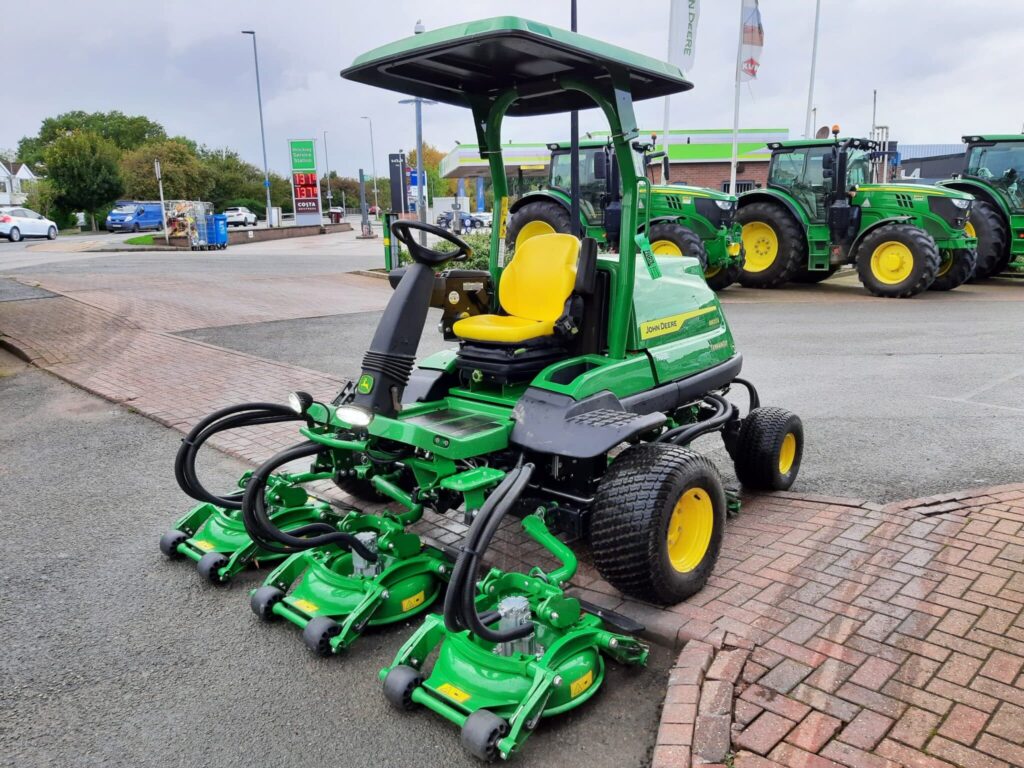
[5, 1, 1023, 177]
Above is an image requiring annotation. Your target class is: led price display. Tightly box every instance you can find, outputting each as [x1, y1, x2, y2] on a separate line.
[292, 172, 319, 199]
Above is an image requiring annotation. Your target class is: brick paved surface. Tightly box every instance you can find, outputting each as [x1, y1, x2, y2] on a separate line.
[3, 273, 1024, 768]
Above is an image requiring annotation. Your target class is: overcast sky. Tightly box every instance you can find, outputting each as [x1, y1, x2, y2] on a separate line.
[5, 1, 1023, 177]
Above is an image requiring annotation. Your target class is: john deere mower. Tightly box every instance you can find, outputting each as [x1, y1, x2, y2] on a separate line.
[736, 129, 977, 297]
[940, 134, 1024, 280]
[506, 139, 745, 291]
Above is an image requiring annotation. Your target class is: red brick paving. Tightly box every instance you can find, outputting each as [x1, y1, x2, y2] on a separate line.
[3, 277, 1024, 768]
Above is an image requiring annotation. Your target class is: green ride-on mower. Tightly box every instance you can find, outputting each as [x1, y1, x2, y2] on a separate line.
[737, 128, 978, 297]
[325, 16, 804, 760]
[940, 134, 1024, 280]
[506, 138, 745, 291]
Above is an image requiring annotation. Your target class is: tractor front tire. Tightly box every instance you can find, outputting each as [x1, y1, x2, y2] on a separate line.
[648, 222, 708, 270]
[591, 444, 726, 605]
[704, 263, 741, 291]
[967, 201, 1008, 280]
[736, 202, 804, 288]
[731, 407, 804, 491]
[930, 248, 977, 291]
[856, 224, 939, 298]
[505, 200, 573, 254]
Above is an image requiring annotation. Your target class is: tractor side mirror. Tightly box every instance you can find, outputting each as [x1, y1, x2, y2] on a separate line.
[662, 156, 671, 183]
[593, 152, 608, 180]
[821, 153, 834, 180]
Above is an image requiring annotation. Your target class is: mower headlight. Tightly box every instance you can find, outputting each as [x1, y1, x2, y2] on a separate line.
[288, 390, 314, 414]
[335, 404, 374, 428]
[715, 200, 734, 210]
[951, 198, 971, 210]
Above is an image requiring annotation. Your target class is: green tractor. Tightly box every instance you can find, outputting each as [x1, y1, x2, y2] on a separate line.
[736, 132, 978, 298]
[506, 139, 745, 291]
[940, 134, 1024, 280]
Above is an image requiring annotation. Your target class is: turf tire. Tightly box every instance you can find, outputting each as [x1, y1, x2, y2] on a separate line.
[855, 224, 939, 298]
[930, 248, 977, 291]
[736, 201, 805, 288]
[731, 407, 803, 491]
[590, 443, 726, 605]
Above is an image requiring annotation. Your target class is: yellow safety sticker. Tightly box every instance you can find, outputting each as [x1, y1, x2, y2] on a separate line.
[498, 196, 509, 240]
[194, 540, 214, 551]
[401, 590, 426, 612]
[570, 669, 594, 698]
[639, 306, 716, 340]
[437, 683, 471, 703]
[292, 598, 319, 613]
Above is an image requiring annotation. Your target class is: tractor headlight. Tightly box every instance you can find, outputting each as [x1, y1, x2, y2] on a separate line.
[715, 200, 734, 210]
[288, 390, 314, 414]
[335, 404, 374, 428]
[951, 198, 971, 209]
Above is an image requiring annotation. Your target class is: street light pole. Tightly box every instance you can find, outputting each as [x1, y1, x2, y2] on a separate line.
[361, 116, 380, 219]
[398, 96, 437, 245]
[242, 30, 273, 228]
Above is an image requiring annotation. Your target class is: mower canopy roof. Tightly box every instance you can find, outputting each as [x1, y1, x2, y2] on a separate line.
[963, 134, 1024, 144]
[340, 16, 693, 116]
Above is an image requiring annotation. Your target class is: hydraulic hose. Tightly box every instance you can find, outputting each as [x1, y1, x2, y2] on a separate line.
[175, 402, 306, 509]
[443, 464, 537, 643]
[240, 440, 378, 560]
[656, 394, 734, 447]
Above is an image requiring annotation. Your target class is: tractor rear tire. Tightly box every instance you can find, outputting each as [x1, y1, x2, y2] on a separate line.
[505, 200, 573, 254]
[930, 248, 977, 291]
[967, 201, 1008, 280]
[648, 222, 708, 270]
[730, 407, 804, 491]
[590, 444, 726, 605]
[855, 224, 939, 298]
[736, 202, 804, 288]
[790, 265, 838, 284]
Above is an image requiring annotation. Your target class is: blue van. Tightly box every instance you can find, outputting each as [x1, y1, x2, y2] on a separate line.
[106, 201, 164, 232]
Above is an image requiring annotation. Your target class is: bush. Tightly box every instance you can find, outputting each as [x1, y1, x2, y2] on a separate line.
[398, 232, 493, 271]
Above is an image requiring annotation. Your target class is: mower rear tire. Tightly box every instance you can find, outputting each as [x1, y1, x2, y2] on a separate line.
[731, 407, 803, 491]
[461, 709, 510, 762]
[159, 529, 188, 558]
[250, 586, 284, 621]
[197, 551, 229, 584]
[648, 222, 708, 270]
[930, 248, 977, 291]
[590, 444, 726, 605]
[856, 224, 939, 298]
[303, 615, 341, 656]
[736, 202, 804, 288]
[383, 664, 424, 711]
[967, 201, 1008, 280]
[504, 200, 573, 253]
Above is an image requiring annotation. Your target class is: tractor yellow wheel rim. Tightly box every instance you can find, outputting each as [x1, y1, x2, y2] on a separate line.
[705, 265, 722, 278]
[964, 221, 976, 239]
[869, 241, 915, 285]
[666, 488, 714, 573]
[937, 251, 954, 277]
[778, 433, 797, 475]
[515, 220, 556, 251]
[651, 239, 684, 256]
[741, 221, 779, 273]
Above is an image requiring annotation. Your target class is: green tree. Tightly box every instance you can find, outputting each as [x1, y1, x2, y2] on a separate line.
[45, 131, 124, 231]
[121, 139, 207, 200]
[198, 148, 265, 211]
[408, 142, 456, 201]
[18, 111, 166, 168]
[24, 179, 59, 219]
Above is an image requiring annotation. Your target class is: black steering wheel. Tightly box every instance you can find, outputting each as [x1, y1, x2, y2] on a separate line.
[391, 220, 472, 266]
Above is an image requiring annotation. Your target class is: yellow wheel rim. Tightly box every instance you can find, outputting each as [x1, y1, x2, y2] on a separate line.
[778, 433, 797, 475]
[869, 241, 915, 285]
[651, 239, 684, 256]
[666, 488, 714, 573]
[705, 265, 722, 278]
[741, 221, 779, 273]
[937, 251, 954, 277]
[515, 220, 556, 251]
[964, 221, 976, 239]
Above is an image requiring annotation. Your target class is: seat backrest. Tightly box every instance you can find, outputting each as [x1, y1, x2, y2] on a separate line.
[499, 233, 579, 322]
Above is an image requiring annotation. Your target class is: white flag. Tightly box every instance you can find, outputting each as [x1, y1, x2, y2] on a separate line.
[739, 0, 764, 81]
[668, 0, 701, 73]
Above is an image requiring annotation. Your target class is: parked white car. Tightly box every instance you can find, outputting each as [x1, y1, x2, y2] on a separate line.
[224, 206, 258, 227]
[0, 207, 58, 242]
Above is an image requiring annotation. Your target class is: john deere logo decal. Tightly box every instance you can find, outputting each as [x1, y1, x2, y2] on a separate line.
[639, 307, 717, 340]
[357, 374, 374, 394]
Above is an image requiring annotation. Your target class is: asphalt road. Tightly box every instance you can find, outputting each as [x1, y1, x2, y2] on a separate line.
[180, 278, 1024, 502]
[0, 355, 669, 768]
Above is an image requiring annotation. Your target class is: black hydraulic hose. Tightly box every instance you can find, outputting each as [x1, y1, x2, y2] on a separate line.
[175, 402, 305, 509]
[656, 394, 734, 446]
[443, 464, 536, 643]
[240, 440, 378, 561]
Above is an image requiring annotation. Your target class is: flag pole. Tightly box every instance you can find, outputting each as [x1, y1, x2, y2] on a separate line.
[803, 0, 822, 138]
[660, 0, 677, 184]
[729, 0, 744, 195]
